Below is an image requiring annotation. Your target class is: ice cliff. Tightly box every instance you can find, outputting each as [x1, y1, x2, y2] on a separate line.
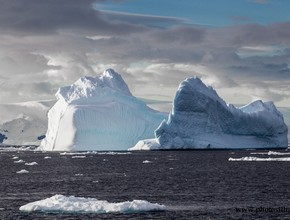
[39, 69, 166, 151]
[130, 77, 288, 150]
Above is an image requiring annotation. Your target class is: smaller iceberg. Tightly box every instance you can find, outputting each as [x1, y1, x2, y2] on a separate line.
[19, 195, 166, 213]
[130, 77, 288, 150]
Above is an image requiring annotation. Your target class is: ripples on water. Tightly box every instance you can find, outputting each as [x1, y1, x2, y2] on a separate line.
[1, 149, 290, 219]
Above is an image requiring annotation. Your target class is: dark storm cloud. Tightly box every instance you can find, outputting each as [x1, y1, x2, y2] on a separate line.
[0, 0, 143, 36]
[210, 22, 290, 47]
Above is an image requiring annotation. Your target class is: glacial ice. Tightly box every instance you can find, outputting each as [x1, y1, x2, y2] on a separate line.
[39, 69, 166, 151]
[19, 194, 166, 213]
[130, 77, 288, 150]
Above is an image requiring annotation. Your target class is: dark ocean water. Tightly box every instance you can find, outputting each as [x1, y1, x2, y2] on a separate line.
[1, 149, 290, 219]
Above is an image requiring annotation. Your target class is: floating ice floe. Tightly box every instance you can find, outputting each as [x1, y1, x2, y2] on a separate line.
[14, 159, 25, 163]
[25, 162, 38, 166]
[0, 146, 37, 152]
[96, 152, 132, 155]
[44, 156, 51, 159]
[250, 151, 290, 155]
[60, 152, 91, 155]
[229, 156, 290, 161]
[71, 156, 86, 158]
[12, 156, 19, 159]
[16, 169, 29, 174]
[72, 156, 86, 159]
[59, 151, 132, 155]
[142, 160, 153, 164]
[19, 194, 166, 213]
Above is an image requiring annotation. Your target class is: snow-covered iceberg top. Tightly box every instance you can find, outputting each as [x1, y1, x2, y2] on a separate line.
[56, 68, 132, 105]
[39, 69, 166, 151]
[131, 77, 288, 150]
[19, 195, 166, 213]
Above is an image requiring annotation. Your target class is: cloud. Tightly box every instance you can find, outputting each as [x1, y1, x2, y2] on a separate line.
[0, 0, 290, 109]
[0, 0, 144, 36]
[99, 10, 186, 28]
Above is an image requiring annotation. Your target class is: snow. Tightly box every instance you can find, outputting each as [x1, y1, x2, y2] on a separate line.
[0, 100, 54, 145]
[39, 69, 166, 151]
[25, 162, 38, 166]
[229, 157, 290, 161]
[16, 169, 29, 174]
[19, 194, 166, 213]
[130, 77, 288, 150]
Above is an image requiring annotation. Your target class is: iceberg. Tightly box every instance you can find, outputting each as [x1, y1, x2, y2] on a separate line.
[130, 77, 288, 150]
[39, 69, 166, 151]
[19, 194, 166, 213]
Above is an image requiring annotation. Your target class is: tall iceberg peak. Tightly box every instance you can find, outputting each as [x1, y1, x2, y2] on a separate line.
[173, 77, 226, 113]
[130, 77, 288, 150]
[56, 69, 132, 104]
[99, 68, 132, 96]
[39, 69, 166, 151]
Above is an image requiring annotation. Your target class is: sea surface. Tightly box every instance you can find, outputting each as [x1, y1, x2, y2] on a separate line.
[1, 149, 290, 219]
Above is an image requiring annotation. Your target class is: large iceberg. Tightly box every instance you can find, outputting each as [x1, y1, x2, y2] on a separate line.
[130, 77, 288, 150]
[39, 69, 166, 151]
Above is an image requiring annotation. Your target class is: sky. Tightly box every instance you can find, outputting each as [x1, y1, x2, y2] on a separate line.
[0, 0, 290, 112]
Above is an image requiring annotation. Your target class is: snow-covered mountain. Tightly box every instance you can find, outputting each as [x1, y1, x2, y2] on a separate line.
[39, 69, 166, 151]
[0, 100, 54, 145]
[131, 77, 288, 150]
